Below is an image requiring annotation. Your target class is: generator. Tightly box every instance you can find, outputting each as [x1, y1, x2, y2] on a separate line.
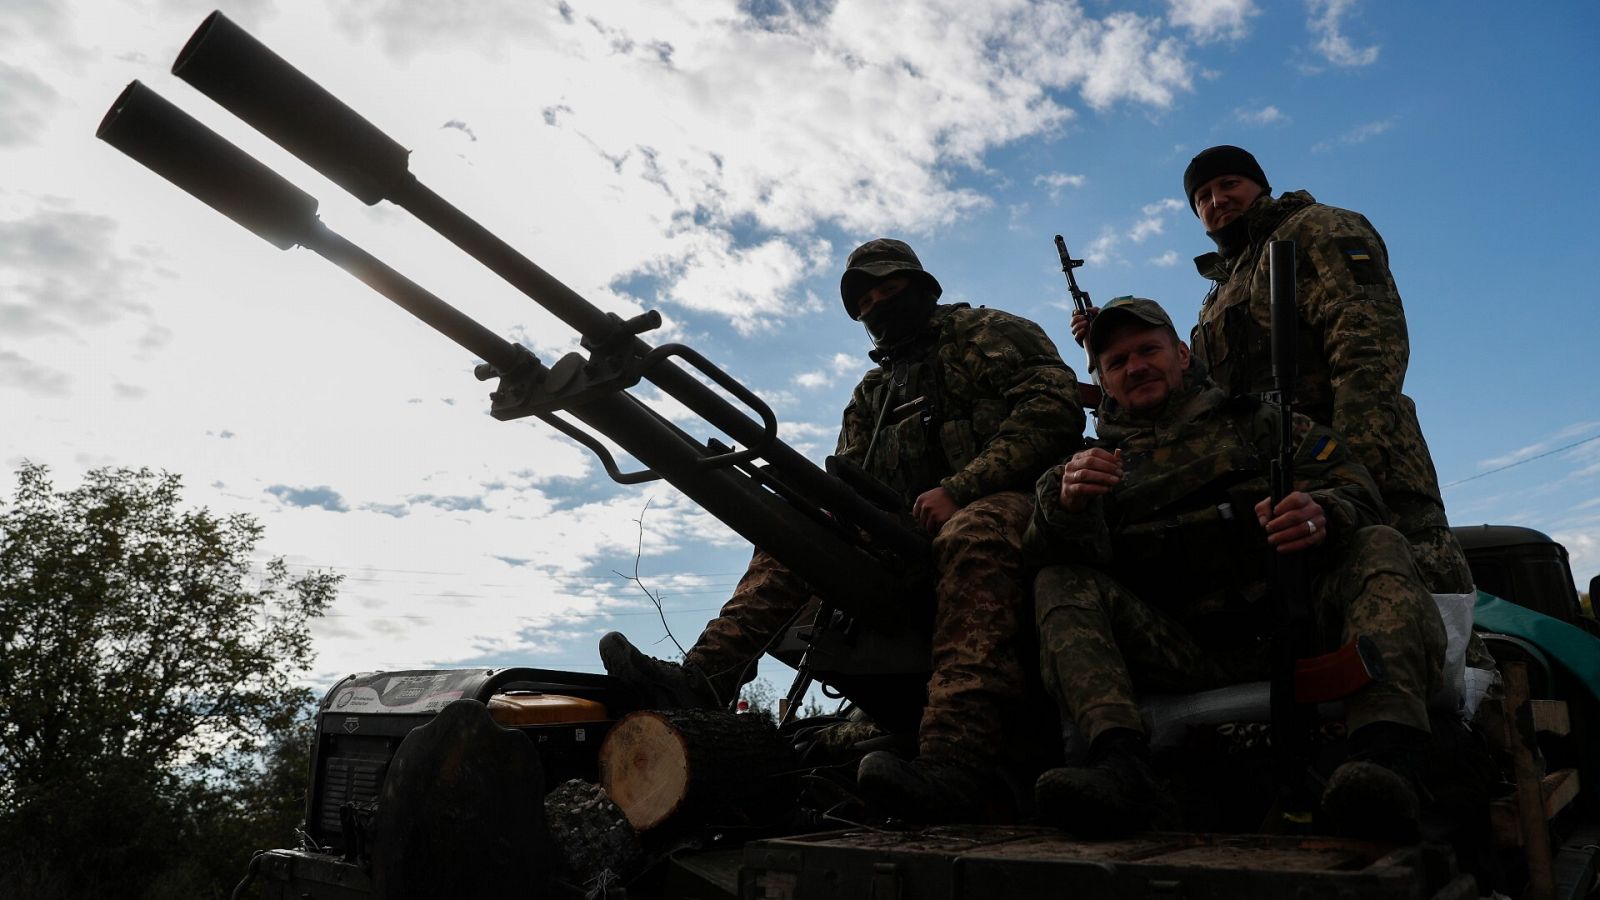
[303, 667, 623, 852]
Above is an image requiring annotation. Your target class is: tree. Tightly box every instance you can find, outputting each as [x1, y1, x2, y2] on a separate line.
[0, 462, 338, 898]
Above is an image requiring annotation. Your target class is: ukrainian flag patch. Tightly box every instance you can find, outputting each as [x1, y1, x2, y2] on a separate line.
[1312, 435, 1337, 461]
[1335, 236, 1384, 284]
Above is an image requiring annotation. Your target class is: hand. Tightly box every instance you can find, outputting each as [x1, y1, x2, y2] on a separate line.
[1070, 305, 1100, 346]
[1255, 492, 1327, 554]
[912, 487, 961, 535]
[1057, 448, 1122, 512]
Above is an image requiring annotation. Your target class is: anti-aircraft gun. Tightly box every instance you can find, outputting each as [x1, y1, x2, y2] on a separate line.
[98, 13, 1600, 900]
[99, 13, 941, 720]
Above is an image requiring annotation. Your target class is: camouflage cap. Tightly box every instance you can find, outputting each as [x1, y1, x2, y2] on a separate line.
[840, 238, 943, 319]
[1087, 296, 1176, 356]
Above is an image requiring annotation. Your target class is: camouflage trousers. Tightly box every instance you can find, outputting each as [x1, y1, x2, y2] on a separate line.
[686, 490, 1035, 765]
[1388, 493, 1500, 677]
[1389, 493, 1474, 594]
[1034, 525, 1447, 746]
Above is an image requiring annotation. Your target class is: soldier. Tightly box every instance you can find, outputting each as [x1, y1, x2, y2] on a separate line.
[1183, 144, 1473, 595]
[602, 238, 1085, 821]
[1069, 147, 1471, 595]
[1029, 296, 1447, 841]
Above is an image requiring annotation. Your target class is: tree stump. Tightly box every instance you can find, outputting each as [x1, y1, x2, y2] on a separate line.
[598, 709, 794, 832]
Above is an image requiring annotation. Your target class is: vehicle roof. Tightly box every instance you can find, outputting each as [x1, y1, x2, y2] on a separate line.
[1452, 523, 1560, 552]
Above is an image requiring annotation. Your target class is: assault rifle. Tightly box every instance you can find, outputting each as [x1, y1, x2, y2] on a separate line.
[1053, 234, 1103, 405]
[95, 12, 934, 732]
[1264, 240, 1387, 824]
[1265, 239, 1317, 816]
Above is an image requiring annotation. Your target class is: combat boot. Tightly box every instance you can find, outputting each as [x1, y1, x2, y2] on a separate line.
[1033, 729, 1178, 838]
[1319, 722, 1427, 843]
[855, 750, 993, 823]
[598, 632, 721, 710]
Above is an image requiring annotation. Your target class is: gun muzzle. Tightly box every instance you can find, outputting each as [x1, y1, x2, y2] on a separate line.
[174, 11, 411, 205]
[1268, 240, 1297, 386]
[96, 81, 319, 250]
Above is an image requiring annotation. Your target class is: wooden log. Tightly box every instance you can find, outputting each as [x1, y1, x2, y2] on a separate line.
[598, 708, 794, 832]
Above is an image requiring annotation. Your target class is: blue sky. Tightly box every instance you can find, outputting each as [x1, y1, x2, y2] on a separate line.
[2, 0, 1597, 694]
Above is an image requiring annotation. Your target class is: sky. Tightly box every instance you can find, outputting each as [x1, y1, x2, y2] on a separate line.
[3, 0, 1598, 697]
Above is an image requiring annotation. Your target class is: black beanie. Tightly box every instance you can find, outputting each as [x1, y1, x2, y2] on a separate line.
[1182, 145, 1270, 214]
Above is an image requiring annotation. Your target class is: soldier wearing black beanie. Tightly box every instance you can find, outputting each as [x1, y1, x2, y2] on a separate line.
[1182, 144, 1270, 213]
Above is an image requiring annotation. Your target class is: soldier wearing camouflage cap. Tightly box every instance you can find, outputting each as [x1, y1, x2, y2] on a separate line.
[1027, 296, 1447, 842]
[1180, 145, 1475, 598]
[602, 238, 1085, 822]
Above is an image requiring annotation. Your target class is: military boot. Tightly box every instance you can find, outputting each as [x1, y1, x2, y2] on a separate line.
[1319, 722, 1427, 843]
[1033, 729, 1178, 838]
[598, 632, 721, 710]
[855, 750, 992, 823]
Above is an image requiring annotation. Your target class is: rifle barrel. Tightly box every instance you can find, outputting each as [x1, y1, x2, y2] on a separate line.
[1268, 240, 1297, 505]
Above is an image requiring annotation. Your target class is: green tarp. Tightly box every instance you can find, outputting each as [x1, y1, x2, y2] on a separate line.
[1475, 590, 1600, 703]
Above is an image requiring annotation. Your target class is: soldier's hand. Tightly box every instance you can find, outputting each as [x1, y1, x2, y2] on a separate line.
[1069, 305, 1100, 346]
[912, 486, 961, 535]
[1058, 448, 1121, 512]
[1255, 492, 1327, 554]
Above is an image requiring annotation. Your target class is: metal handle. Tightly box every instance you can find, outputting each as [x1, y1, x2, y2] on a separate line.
[640, 343, 779, 471]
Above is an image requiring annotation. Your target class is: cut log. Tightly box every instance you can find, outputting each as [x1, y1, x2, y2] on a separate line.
[599, 709, 794, 832]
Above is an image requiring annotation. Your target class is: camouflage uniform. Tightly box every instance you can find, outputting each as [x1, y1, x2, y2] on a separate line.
[1027, 375, 1447, 745]
[687, 302, 1083, 763]
[1190, 190, 1473, 594]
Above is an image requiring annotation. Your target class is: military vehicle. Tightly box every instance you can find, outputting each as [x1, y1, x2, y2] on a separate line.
[96, 13, 1600, 899]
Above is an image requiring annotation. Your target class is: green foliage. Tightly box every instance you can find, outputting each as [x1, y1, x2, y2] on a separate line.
[0, 462, 337, 899]
[738, 678, 831, 724]
[739, 677, 781, 725]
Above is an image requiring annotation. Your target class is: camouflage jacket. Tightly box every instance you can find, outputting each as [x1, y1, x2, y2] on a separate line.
[1189, 190, 1448, 516]
[1025, 374, 1387, 618]
[835, 303, 1084, 507]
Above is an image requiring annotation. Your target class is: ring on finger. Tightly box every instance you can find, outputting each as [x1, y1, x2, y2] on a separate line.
[1306, 520, 1317, 535]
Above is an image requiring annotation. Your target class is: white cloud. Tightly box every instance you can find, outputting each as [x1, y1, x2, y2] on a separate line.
[794, 351, 861, 390]
[1312, 116, 1397, 152]
[1149, 250, 1181, 267]
[1128, 197, 1184, 243]
[1035, 171, 1088, 201]
[649, 234, 834, 334]
[1007, 201, 1031, 232]
[302, 1, 1198, 333]
[1084, 225, 1120, 266]
[1089, 198, 1187, 262]
[0, 61, 57, 147]
[1167, 0, 1258, 43]
[1307, 0, 1379, 68]
[1233, 104, 1288, 126]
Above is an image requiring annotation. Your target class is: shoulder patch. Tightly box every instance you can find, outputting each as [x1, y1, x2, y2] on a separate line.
[1311, 435, 1337, 461]
[1334, 235, 1385, 286]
